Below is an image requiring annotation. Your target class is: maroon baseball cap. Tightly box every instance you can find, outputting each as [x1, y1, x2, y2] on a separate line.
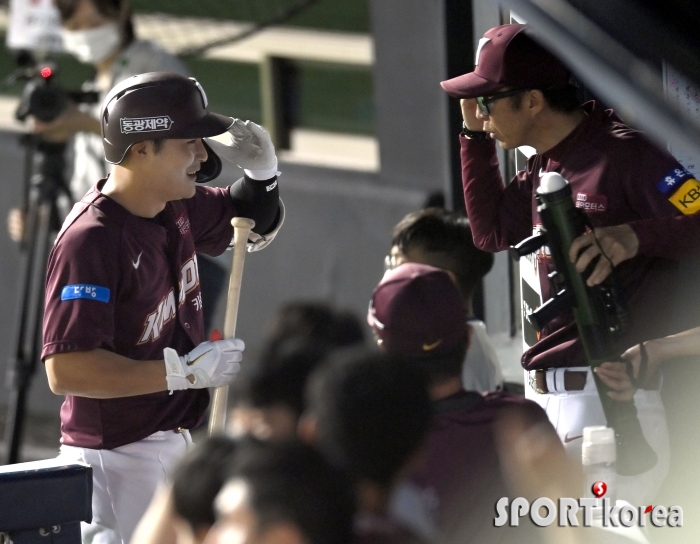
[368, 263, 467, 356]
[440, 24, 571, 99]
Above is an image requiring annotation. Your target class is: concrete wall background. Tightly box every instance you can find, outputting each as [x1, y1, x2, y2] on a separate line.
[369, 0, 452, 193]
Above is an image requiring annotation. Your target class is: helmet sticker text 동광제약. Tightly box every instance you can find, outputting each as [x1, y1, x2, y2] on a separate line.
[120, 116, 173, 134]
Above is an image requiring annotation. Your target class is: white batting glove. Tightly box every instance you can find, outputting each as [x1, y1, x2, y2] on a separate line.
[163, 339, 244, 392]
[206, 119, 278, 180]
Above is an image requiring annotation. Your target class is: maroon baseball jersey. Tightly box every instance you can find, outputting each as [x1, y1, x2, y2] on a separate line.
[42, 181, 236, 449]
[461, 101, 700, 370]
[407, 391, 549, 543]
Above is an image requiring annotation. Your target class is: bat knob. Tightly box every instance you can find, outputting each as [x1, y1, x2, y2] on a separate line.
[232, 217, 256, 230]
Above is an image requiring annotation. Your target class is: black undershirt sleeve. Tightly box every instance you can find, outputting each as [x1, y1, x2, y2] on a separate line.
[228, 175, 280, 234]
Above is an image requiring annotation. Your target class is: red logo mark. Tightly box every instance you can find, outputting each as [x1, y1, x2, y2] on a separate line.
[592, 481, 607, 498]
[645, 505, 653, 514]
[564, 432, 583, 443]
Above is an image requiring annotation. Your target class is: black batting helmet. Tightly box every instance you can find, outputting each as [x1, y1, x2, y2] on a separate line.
[100, 72, 233, 183]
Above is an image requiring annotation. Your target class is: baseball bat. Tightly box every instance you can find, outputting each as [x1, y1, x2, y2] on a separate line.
[208, 216, 256, 435]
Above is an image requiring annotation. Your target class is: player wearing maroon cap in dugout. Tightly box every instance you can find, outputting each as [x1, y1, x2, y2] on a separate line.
[367, 263, 565, 543]
[441, 23, 700, 504]
[41, 72, 285, 544]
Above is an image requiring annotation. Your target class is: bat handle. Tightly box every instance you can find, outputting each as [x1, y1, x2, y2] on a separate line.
[208, 217, 256, 436]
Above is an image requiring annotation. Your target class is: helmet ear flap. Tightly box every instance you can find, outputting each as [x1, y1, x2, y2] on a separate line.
[196, 140, 222, 183]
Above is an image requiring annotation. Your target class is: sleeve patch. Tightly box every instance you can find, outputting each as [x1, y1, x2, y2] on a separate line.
[656, 167, 694, 195]
[61, 284, 111, 303]
[668, 179, 700, 215]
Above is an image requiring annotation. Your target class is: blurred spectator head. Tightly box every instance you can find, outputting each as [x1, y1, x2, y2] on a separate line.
[171, 436, 240, 543]
[55, 0, 135, 46]
[262, 301, 365, 349]
[229, 302, 365, 439]
[302, 347, 432, 498]
[208, 439, 355, 544]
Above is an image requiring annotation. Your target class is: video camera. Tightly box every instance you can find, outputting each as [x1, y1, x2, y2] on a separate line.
[511, 172, 657, 476]
[5, 51, 98, 123]
[1, 0, 102, 466]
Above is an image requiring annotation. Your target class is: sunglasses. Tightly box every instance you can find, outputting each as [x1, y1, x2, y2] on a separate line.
[476, 89, 527, 115]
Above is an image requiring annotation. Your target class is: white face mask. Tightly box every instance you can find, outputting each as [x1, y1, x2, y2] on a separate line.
[61, 22, 121, 64]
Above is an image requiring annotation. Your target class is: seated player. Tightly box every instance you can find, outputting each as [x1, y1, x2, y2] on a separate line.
[368, 263, 568, 543]
[207, 438, 356, 544]
[300, 347, 433, 543]
[229, 302, 365, 439]
[131, 436, 240, 544]
[135, 303, 364, 544]
[261, 301, 366, 350]
[388, 208, 507, 393]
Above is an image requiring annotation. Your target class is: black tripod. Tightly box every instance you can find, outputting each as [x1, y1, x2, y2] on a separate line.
[3, 136, 69, 464]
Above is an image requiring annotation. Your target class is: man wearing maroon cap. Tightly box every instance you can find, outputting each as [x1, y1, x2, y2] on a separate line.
[386, 208, 505, 394]
[42, 72, 284, 544]
[368, 262, 560, 542]
[440, 23, 696, 503]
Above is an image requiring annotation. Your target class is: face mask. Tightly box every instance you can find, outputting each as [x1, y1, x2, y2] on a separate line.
[61, 22, 121, 64]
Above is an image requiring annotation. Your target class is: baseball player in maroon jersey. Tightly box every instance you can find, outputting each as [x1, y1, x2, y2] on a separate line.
[368, 263, 559, 543]
[441, 23, 700, 504]
[41, 72, 284, 544]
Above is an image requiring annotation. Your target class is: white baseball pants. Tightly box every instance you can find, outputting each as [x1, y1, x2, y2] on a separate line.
[57, 430, 193, 544]
[526, 367, 670, 506]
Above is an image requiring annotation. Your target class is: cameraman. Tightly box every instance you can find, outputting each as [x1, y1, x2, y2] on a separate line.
[10, 0, 229, 332]
[8, 0, 188, 241]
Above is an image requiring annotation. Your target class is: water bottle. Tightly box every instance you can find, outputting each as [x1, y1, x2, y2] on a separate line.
[582, 425, 617, 508]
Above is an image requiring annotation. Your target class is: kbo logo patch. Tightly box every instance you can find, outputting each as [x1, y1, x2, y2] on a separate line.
[655, 167, 700, 215]
[668, 179, 700, 215]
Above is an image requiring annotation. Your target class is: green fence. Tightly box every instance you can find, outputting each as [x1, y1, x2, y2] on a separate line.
[0, 0, 374, 135]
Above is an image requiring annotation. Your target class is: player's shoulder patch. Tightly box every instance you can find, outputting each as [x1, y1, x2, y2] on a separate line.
[656, 167, 700, 215]
[656, 167, 694, 195]
[61, 284, 110, 303]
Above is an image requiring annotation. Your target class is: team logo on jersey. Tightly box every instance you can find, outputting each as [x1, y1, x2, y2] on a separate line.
[175, 213, 190, 235]
[120, 116, 173, 134]
[575, 193, 607, 213]
[138, 254, 201, 344]
[138, 289, 177, 344]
